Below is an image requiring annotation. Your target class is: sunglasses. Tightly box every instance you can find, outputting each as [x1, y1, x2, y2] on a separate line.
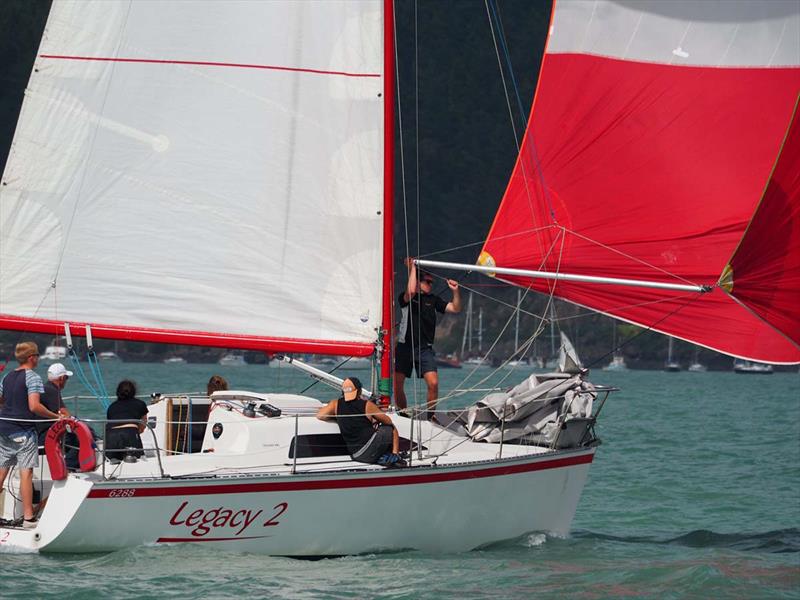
[342, 385, 355, 392]
[421, 278, 434, 284]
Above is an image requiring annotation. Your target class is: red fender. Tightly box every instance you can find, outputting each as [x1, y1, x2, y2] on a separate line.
[45, 417, 97, 481]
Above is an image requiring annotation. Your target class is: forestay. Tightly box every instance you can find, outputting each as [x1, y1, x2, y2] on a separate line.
[479, 1, 800, 363]
[0, 0, 386, 355]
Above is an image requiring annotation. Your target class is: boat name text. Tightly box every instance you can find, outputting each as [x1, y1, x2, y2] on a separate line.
[169, 500, 288, 537]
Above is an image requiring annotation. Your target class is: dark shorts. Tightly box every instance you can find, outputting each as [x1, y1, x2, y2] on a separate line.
[105, 427, 143, 461]
[351, 425, 393, 464]
[395, 343, 437, 378]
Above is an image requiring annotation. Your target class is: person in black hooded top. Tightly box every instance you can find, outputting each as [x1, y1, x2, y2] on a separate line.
[316, 377, 405, 467]
[105, 380, 148, 461]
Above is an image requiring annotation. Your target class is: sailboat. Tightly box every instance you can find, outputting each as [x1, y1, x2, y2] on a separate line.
[460, 293, 486, 365]
[218, 352, 246, 367]
[664, 337, 681, 372]
[688, 348, 707, 373]
[0, 1, 798, 555]
[603, 324, 628, 371]
[40, 343, 68, 363]
[733, 360, 774, 375]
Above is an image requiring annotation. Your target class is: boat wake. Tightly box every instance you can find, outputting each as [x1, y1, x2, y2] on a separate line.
[523, 533, 547, 547]
[573, 527, 800, 553]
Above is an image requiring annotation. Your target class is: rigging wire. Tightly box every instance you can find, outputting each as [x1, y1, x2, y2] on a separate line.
[483, 0, 536, 231]
[583, 291, 707, 370]
[85, 349, 111, 409]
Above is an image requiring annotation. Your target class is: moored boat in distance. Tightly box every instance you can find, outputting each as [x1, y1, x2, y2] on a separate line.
[98, 351, 121, 361]
[664, 338, 681, 372]
[603, 355, 628, 371]
[688, 362, 707, 372]
[218, 352, 246, 366]
[734, 360, 774, 375]
[41, 344, 67, 363]
[505, 357, 530, 368]
[163, 357, 187, 365]
[436, 354, 462, 369]
[463, 356, 487, 366]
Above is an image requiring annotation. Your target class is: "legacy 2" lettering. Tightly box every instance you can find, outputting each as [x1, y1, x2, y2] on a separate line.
[169, 501, 288, 537]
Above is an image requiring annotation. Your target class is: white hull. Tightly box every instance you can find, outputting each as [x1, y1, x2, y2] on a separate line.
[1, 448, 593, 555]
[0, 387, 600, 555]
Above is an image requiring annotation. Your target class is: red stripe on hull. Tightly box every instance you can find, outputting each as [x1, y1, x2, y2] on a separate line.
[39, 55, 380, 78]
[87, 452, 594, 498]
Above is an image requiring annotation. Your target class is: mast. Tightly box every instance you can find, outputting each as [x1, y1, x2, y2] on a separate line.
[478, 307, 483, 354]
[379, 0, 395, 402]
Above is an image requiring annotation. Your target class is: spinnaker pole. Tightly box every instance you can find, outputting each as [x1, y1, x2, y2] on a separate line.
[415, 259, 712, 293]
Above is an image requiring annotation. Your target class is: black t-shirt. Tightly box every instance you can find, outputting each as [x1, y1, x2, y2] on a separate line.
[36, 381, 64, 434]
[334, 397, 374, 455]
[106, 398, 149, 427]
[397, 291, 448, 347]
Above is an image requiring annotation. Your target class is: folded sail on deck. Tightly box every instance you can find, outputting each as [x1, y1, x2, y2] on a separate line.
[0, 0, 386, 355]
[480, 1, 800, 363]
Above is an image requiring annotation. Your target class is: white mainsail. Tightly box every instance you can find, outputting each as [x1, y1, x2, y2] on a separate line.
[0, 0, 385, 352]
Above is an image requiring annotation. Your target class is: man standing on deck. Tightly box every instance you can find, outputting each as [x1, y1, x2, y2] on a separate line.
[0, 342, 65, 528]
[394, 258, 461, 417]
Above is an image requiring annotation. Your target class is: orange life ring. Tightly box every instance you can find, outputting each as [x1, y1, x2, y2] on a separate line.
[45, 417, 97, 481]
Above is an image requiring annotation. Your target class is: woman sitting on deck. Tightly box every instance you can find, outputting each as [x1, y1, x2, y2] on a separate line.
[105, 380, 148, 461]
[316, 377, 405, 468]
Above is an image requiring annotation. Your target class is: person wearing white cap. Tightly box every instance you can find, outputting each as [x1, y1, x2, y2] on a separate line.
[36, 363, 73, 442]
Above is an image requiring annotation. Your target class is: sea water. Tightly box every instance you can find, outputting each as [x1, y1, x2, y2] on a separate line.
[1, 363, 798, 599]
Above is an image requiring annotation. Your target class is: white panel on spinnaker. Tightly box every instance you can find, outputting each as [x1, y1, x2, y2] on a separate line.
[548, 0, 800, 67]
[0, 0, 385, 347]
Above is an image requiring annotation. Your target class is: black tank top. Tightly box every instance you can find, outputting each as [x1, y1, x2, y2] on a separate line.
[335, 397, 374, 455]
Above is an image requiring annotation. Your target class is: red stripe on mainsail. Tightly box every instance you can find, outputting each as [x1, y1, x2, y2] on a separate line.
[39, 54, 381, 78]
[728, 96, 800, 351]
[86, 453, 594, 498]
[482, 53, 800, 363]
[0, 314, 375, 357]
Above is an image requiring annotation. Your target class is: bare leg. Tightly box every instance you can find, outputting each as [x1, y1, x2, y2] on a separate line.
[36, 495, 48, 517]
[19, 468, 35, 520]
[391, 426, 399, 454]
[423, 371, 439, 417]
[393, 372, 407, 410]
[0, 466, 8, 492]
